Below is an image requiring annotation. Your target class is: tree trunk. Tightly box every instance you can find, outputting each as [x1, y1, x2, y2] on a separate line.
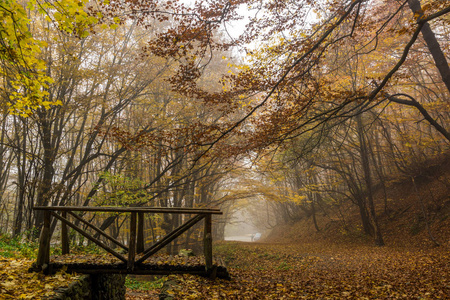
[34, 114, 56, 235]
[356, 114, 384, 246]
[13, 118, 26, 237]
[408, 0, 450, 94]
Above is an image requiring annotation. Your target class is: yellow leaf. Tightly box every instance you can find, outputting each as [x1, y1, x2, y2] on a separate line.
[1, 281, 16, 289]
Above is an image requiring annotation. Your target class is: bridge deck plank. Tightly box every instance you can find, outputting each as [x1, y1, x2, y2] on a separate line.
[46, 254, 230, 279]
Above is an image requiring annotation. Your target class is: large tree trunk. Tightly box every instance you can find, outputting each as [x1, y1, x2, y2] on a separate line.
[408, 0, 450, 94]
[13, 119, 26, 237]
[33, 114, 56, 236]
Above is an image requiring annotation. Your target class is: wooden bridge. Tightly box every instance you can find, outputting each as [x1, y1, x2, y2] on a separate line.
[32, 206, 230, 279]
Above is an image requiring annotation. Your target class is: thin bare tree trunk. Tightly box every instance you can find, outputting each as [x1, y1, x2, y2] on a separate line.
[411, 177, 440, 247]
[356, 114, 384, 246]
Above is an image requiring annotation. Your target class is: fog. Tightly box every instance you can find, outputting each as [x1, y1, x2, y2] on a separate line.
[224, 208, 262, 242]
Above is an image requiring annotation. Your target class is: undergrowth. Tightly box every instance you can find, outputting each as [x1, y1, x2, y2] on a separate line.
[125, 276, 166, 291]
[0, 233, 38, 259]
[0, 231, 107, 260]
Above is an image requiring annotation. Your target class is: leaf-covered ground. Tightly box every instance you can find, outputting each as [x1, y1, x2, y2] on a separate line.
[133, 241, 449, 299]
[0, 258, 81, 299]
[1, 240, 448, 299]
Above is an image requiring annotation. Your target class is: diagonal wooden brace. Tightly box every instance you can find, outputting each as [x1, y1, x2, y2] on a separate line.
[136, 214, 205, 264]
[67, 211, 128, 251]
[51, 211, 127, 263]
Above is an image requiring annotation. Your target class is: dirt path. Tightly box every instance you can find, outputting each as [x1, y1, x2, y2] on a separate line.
[126, 241, 449, 299]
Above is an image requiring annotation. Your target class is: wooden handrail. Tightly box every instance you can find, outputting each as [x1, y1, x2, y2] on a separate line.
[33, 206, 222, 214]
[33, 206, 221, 277]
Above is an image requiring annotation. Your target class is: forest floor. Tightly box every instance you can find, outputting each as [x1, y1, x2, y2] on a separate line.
[1, 238, 447, 299]
[125, 240, 449, 299]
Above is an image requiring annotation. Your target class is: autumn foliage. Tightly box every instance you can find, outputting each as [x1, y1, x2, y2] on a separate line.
[0, 0, 449, 298]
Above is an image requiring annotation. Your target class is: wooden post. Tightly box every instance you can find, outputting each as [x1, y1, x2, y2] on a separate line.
[128, 212, 137, 271]
[61, 211, 69, 255]
[203, 214, 213, 274]
[36, 211, 52, 271]
[137, 212, 144, 254]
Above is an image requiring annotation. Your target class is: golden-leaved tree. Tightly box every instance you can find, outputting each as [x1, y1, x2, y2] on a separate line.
[0, 0, 105, 116]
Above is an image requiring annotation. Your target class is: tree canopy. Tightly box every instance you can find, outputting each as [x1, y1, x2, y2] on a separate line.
[0, 0, 449, 247]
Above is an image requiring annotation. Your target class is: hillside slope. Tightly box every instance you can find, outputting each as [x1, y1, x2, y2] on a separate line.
[266, 154, 450, 249]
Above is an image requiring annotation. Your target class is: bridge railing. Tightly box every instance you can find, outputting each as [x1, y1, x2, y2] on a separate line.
[33, 206, 222, 274]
